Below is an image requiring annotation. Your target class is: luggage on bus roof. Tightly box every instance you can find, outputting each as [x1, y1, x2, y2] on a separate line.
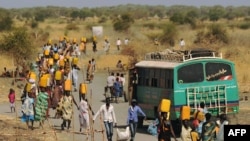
[186, 48, 215, 58]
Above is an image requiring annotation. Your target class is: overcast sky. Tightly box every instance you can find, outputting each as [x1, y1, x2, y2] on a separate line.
[0, 0, 250, 9]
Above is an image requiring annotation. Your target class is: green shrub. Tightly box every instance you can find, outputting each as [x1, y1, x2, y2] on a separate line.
[66, 23, 79, 31]
[159, 22, 177, 47]
[238, 22, 250, 30]
[194, 24, 228, 45]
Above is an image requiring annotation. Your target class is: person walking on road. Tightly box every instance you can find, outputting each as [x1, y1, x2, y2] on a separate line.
[60, 91, 79, 130]
[106, 72, 116, 99]
[127, 99, 146, 141]
[34, 86, 49, 125]
[158, 112, 177, 141]
[21, 91, 35, 130]
[79, 94, 94, 132]
[72, 64, 80, 92]
[93, 98, 117, 141]
[8, 88, 16, 113]
[113, 77, 121, 103]
[181, 119, 192, 141]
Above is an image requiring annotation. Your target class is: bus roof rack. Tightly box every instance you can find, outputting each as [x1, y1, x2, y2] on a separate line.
[144, 48, 222, 62]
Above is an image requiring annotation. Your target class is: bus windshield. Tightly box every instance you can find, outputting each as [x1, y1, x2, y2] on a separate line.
[177, 63, 204, 83]
[205, 62, 232, 81]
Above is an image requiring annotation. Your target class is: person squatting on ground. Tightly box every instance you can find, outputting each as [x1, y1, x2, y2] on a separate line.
[116, 60, 123, 69]
[127, 99, 146, 141]
[59, 91, 79, 130]
[93, 98, 117, 141]
[8, 88, 15, 113]
[158, 112, 177, 141]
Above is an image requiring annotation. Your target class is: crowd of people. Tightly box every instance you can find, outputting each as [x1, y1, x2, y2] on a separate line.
[9, 36, 143, 141]
[6, 36, 229, 141]
[147, 101, 229, 141]
[105, 72, 126, 103]
[18, 37, 86, 130]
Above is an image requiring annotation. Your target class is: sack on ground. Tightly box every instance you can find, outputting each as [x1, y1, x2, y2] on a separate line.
[147, 118, 159, 136]
[147, 124, 158, 136]
[116, 126, 130, 141]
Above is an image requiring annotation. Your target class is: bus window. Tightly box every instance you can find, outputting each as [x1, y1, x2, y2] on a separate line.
[205, 63, 233, 81]
[138, 68, 144, 85]
[151, 78, 158, 87]
[160, 78, 165, 88]
[155, 69, 160, 78]
[160, 69, 166, 88]
[178, 63, 204, 83]
[138, 77, 144, 85]
[145, 78, 150, 86]
[169, 70, 173, 88]
[152, 69, 160, 87]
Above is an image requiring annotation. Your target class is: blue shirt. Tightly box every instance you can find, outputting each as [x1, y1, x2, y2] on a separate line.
[127, 105, 146, 124]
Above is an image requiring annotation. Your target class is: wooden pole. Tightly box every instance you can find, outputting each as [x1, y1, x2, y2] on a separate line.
[90, 89, 94, 141]
[15, 97, 18, 140]
[70, 58, 75, 141]
[99, 112, 105, 141]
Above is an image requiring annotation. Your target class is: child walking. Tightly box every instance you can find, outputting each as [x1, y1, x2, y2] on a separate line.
[8, 88, 15, 113]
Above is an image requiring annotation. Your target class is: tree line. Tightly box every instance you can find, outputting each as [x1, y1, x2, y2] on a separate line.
[0, 4, 249, 69]
[1, 4, 250, 24]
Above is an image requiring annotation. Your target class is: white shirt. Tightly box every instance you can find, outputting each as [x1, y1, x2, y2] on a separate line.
[116, 39, 121, 46]
[120, 77, 125, 87]
[216, 120, 229, 141]
[93, 104, 117, 123]
[180, 40, 185, 47]
[72, 68, 78, 81]
[124, 39, 129, 45]
[107, 75, 116, 87]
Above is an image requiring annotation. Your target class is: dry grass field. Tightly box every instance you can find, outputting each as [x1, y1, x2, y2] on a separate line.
[1, 18, 250, 100]
[2, 18, 250, 94]
[0, 17, 250, 140]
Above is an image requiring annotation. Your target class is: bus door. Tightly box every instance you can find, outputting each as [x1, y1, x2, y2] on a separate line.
[128, 68, 138, 103]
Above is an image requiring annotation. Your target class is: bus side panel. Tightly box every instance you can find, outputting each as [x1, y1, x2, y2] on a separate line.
[137, 86, 173, 119]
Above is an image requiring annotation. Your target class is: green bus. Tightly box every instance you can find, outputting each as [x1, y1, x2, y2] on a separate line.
[128, 49, 239, 133]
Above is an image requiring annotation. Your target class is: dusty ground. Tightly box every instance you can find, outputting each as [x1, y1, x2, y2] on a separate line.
[0, 52, 131, 141]
[0, 51, 249, 140]
[0, 114, 57, 141]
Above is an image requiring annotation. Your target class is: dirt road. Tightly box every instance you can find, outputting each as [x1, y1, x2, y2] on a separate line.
[0, 70, 250, 141]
